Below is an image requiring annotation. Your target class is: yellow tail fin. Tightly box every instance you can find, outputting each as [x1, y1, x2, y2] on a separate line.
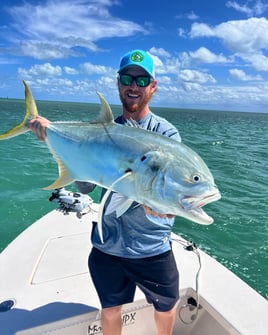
[0, 81, 39, 140]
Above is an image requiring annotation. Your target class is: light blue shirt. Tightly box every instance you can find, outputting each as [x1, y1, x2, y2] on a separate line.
[92, 111, 181, 258]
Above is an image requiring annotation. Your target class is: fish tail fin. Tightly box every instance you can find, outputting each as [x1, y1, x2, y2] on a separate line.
[0, 80, 39, 140]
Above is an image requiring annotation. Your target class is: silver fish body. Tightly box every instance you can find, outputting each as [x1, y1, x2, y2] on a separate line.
[0, 81, 221, 227]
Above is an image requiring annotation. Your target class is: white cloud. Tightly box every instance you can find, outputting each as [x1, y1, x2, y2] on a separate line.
[149, 47, 171, 58]
[190, 23, 215, 38]
[151, 55, 164, 69]
[157, 57, 181, 75]
[239, 53, 268, 71]
[190, 47, 229, 63]
[32, 77, 74, 90]
[178, 28, 187, 38]
[217, 18, 268, 53]
[155, 81, 268, 110]
[186, 11, 199, 20]
[190, 17, 268, 53]
[182, 82, 203, 92]
[64, 66, 79, 75]
[18, 63, 62, 79]
[19, 41, 79, 60]
[80, 62, 115, 76]
[2, 1, 268, 112]
[176, 10, 199, 20]
[157, 75, 172, 85]
[148, 50, 181, 76]
[5, 0, 146, 59]
[226, 1, 254, 16]
[179, 69, 216, 84]
[97, 76, 116, 86]
[229, 68, 262, 80]
[9, 0, 145, 40]
[226, 0, 268, 17]
[189, 17, 268, 71]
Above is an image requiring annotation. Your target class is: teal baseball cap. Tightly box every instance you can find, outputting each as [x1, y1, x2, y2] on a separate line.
[118, 49, 155, 78]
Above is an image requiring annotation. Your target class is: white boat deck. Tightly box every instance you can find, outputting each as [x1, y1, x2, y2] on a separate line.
[0, 205, 267, 334]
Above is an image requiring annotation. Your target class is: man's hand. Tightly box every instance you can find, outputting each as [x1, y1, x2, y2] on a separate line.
[143, 205, 175, 219]
[28, 116, 49, 141]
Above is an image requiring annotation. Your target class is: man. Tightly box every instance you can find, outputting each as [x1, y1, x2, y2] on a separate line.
[29, 49, 181, 335]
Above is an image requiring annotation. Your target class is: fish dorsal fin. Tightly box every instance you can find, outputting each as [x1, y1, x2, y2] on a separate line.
[93, 92, 114, 124]
[43, 144, 75, 190]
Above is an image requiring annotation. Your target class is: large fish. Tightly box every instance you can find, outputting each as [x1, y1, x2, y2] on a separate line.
[0, 81, 221, 240]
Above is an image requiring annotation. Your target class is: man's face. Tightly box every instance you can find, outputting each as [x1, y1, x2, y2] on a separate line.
[118, 66, 157, 116]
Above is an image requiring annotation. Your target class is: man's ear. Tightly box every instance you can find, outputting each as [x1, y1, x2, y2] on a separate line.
[151, 80, 157, 93]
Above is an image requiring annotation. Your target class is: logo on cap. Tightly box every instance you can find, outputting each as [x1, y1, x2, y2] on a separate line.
[130, 51, 144, 63]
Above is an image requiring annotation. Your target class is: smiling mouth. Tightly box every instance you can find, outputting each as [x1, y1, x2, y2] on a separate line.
[127, 92, 139, 98]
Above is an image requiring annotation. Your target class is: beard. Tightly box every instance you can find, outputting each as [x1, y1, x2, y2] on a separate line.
[119, 89, 152, 114]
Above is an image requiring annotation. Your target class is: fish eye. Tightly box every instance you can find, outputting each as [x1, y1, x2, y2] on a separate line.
[192, 174, 201, 183]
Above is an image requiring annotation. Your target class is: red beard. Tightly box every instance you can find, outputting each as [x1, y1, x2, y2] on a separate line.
[119, 90, 152, 114]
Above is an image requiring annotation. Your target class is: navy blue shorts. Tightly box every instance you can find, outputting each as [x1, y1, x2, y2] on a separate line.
[88, 247, 179, 312]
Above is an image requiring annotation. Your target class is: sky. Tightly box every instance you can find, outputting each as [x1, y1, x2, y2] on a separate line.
[1, 0, 268, 112]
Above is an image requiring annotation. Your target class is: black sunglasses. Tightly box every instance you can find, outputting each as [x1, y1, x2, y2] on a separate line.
[119, 74, 153, 87]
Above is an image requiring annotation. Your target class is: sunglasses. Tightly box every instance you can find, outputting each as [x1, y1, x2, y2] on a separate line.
[119, 74, 153, 87]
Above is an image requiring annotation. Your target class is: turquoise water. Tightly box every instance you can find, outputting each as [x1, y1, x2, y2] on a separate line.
[0, 99, 267, 299]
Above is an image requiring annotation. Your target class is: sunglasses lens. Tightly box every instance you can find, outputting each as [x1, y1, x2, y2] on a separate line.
[120, 75, 132, 86]
[136, 77, 151, 87]
[119, 75, 152, 87]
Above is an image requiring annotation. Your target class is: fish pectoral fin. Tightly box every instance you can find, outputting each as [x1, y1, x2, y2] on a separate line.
[43, 150, 74, 190]
[43, 171, 74, 190]
[97, 171, 132, 243]
[105, 193, 133, 217]
[0, 81, 39, 140]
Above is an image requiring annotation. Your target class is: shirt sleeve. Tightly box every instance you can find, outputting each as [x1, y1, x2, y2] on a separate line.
[145, 113, 181, 142]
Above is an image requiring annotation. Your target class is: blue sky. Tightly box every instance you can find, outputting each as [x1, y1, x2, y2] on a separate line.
[1, 0, 268, 112]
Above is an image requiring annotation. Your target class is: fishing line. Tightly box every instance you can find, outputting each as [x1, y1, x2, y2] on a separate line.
[171, 238, 202, 324]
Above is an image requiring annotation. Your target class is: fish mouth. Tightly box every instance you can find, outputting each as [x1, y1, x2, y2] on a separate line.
[188, 207, 214, 225]
[181, 191, 221, 225]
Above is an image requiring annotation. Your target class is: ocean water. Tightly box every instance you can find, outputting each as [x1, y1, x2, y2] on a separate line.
[0, 98, 267, 299]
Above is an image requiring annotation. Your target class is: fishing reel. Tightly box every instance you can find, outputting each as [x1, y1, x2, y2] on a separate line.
[49, 188, 93, 218]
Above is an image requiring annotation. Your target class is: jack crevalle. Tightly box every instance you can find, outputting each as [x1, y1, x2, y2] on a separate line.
[0, 81, 221, 241]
